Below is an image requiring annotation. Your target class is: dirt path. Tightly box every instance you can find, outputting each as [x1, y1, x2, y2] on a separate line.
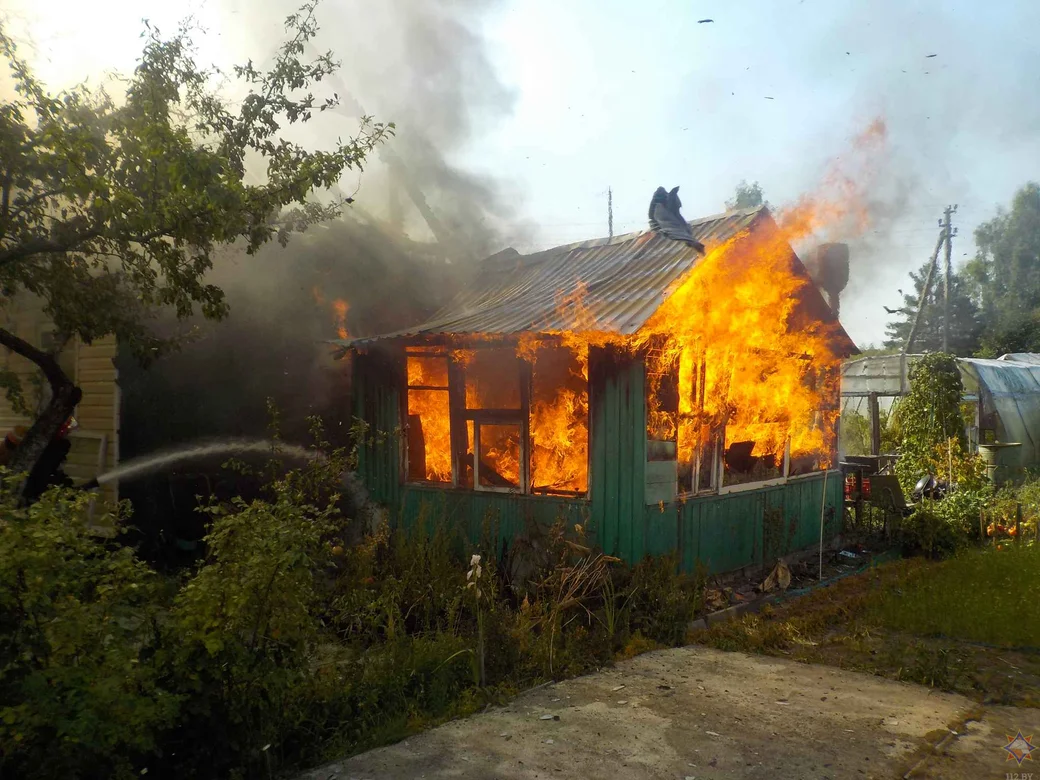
[300, 646, 1036, 779]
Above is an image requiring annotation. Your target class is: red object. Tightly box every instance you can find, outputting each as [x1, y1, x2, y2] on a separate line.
[861, 477, 872, 499]
[57, 416, 77, 439]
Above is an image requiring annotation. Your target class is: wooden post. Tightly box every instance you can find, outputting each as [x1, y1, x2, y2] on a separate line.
[868, 392, 881, 456]
[942, 205, 957, 354]
[818, 470, 829, 581]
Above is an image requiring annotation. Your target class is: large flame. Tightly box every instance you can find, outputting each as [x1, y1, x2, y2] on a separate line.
[400, 121, 884, 493]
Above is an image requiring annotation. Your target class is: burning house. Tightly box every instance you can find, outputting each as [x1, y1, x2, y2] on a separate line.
[337, 188, 859, 575]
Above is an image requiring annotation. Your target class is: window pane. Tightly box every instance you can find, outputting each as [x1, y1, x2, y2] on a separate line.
[645, 341, 679, 443]
[407, 355, 449, 388]
[530, 344, 588, 494]
[406, 355, 451, 483]
[463, 349, 521, 410]
[722, 426, 785, 486]
[478, 423, 521, 489]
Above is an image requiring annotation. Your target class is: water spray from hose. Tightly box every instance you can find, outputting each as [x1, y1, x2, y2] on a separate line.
[79, 438, 386, 531]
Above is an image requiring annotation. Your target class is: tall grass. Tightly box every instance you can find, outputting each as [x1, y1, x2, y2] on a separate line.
[868, 545, 1040, 648]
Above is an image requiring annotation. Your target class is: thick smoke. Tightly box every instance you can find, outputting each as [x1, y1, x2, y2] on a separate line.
[121, 0, 523, 457]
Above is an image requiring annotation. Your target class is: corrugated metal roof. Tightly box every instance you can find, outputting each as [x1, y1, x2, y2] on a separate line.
[336, 206, 853, 351]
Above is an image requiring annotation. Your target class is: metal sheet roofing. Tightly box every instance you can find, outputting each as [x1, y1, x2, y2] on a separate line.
[336, 205, 854, 353]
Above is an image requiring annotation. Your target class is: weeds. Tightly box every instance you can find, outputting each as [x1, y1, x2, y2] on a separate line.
[0, 463, 703, 779]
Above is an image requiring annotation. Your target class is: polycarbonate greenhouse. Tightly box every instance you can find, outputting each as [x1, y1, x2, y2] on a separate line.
[841, 353, 1040, 469]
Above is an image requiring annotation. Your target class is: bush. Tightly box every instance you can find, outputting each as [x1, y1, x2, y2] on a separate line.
[895, 352, 967, 495]
[627, 554, 704, 646]
[0, 453, 704, 778]
[0, 483, 178, 780]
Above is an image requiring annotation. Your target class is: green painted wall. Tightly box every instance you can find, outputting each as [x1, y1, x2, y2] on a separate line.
[352, 346, 844, 575]
[398, 487, 590, 557]
[353, 350, 402, 507]
[588, 346, 648, 562]
[644, 472, 844, 574]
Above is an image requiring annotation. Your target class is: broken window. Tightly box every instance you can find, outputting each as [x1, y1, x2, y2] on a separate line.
[405, 350, 452, 483]
[530, 343, 589, 494]
[458, 348, 528, 493]
[404, 343, 589, 496]
[722, 426, 787, 486]
[476, 423, 522, 489]
[645, 340, 680, 504]
[789, 365, 838, 476]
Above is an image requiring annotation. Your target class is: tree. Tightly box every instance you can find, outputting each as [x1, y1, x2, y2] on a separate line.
[883, 260, 981, 355]
[726, 180, 768, 211]
[0, 2, 391, 487]
[964, 182, 1040, 356]
[893, 352, 966, 493]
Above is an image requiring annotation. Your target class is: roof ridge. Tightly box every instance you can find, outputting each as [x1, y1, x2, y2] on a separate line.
[488, 205, 768, 263]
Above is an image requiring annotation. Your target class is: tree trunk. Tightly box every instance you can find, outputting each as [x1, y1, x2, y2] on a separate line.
[0, 326, 82, 493]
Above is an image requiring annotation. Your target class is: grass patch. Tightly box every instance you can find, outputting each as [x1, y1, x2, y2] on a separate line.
[868, 545, 1040, 648]
[690, 546, 1040, 706]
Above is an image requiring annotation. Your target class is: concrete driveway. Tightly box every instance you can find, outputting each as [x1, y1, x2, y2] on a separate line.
[300, 646, 1038, 780]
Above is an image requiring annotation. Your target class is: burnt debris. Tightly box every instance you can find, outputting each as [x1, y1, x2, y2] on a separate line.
[648, 186, 705, 251]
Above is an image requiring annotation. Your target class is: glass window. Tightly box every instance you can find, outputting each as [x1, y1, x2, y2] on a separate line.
[476, 423, 522, 490]
[405, 353, 452, 483]
[402, 343, 590, 496]
[530, 343, 588, 494]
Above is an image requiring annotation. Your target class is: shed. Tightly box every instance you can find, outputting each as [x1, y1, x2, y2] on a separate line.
[841, 353, 1040, 468]
[338, 203, 857, 575]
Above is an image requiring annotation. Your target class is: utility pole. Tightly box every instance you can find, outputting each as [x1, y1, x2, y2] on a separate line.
[941, 204, 958, 353]
[608, 187, 614, 240]
[903, 226, 947, 354]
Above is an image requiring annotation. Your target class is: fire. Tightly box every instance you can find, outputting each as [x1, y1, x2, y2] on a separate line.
[331, 299, 350, 340]
[312, 286, 351, 339]
[638, 224, 842, 484]
[399, 121, 884, 493]
[406, 352, 452, 482]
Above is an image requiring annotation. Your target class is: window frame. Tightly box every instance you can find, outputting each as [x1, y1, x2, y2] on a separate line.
[402, 342, 587, 498]
[403, 347, 453, 486]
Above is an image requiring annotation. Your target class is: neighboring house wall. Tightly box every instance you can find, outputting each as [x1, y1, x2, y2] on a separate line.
[0, 298, 119, 502]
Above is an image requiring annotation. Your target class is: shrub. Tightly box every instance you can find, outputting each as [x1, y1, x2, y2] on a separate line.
[0, 448, 705, 778]
[895, 352, 967, 495]
[627, 554, 704, 646]
[0, 481, 178, 780]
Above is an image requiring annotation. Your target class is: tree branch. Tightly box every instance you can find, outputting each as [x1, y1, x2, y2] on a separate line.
[0, 325, 68, 388]
[0, 227, 105, 269]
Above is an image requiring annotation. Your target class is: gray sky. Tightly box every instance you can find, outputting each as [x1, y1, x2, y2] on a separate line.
[6, 0, 1040, 347]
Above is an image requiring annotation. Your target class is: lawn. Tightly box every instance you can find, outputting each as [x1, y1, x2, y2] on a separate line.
[690, 544, 1040, 706]
[868, 544, 1040, 649]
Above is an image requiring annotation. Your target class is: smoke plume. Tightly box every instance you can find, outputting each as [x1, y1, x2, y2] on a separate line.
[121, 0, 522, 456]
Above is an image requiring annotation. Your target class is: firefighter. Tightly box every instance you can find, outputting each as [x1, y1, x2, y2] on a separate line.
[0, 418, 77, 502]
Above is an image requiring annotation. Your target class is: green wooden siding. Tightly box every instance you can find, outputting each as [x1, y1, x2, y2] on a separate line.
[643, 472, 844, 573]
[398, 487, 590, 557]
[352, 346, 844, 576]
[588, 346, 647, 561]
[353, 350, 402, 506]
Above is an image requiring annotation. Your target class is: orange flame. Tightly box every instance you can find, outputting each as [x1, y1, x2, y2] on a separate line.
[401, 121, 884, 492]
[313, 286, 351, 340]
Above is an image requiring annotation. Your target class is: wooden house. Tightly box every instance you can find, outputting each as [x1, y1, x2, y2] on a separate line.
[337, 204, 858, 575]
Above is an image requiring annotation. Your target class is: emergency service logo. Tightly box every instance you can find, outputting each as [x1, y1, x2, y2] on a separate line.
[1003, 731, 1037, 766]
